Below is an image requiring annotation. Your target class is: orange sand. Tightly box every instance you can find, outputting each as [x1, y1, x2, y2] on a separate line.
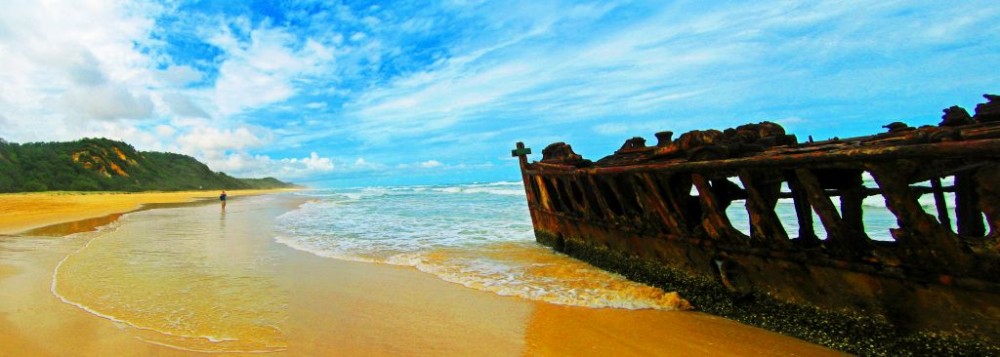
[0, 189, 295, 235]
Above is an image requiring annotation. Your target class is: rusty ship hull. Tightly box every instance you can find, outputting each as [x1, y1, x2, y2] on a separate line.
[513, 96, 1000, 354]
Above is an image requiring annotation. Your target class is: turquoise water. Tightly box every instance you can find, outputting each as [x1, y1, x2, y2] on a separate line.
[274, 182, 689, 310]
[273, 179, 952, 309]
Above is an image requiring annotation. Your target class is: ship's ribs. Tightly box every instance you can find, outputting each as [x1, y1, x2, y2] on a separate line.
[513, 94, 1000, 352]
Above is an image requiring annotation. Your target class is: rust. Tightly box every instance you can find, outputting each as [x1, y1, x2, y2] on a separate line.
[514, 94, 1000, 350]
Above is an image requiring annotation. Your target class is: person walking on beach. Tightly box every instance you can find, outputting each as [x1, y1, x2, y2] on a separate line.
[220, 190, 227, 210]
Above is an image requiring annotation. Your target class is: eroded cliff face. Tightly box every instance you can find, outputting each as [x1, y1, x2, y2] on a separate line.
[514, 94, 1000, 355]
[72, 143, 139, 177]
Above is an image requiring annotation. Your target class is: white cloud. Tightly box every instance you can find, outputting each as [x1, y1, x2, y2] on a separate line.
[0, 0, 161, 136]
[351, 157, 384, 170]
[775, 117, 805, 125]
[161, 65, 203, 86]
[342, 4, 740, 143]
[0, 114, 9, 133]
[205, 151, 335, 179]
[209, 23, 334, 116]
[420, 160, 443, 168]
[176, 126, 267, 153]
[62, 84, 154, 120]
[340, 1, 1000, 153]
[161, 92, 210, 118]
[154, 124, 175, 137]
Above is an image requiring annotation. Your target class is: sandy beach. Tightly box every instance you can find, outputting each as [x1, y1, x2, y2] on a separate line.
[0, 189, 296, 235]
[0, 191, 846, 356]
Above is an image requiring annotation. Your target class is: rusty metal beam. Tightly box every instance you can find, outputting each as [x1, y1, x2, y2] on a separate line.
[548, 138, 1000, 175]
[738, 171, 789, 246]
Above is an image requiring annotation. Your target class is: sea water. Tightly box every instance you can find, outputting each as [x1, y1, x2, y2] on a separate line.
[51, 196, 291, 353]
[274, 182, 689, 310]
[275, 177, 957, 310]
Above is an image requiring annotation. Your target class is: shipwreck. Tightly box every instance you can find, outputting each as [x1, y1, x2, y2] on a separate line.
[513, 95, 1000, 354]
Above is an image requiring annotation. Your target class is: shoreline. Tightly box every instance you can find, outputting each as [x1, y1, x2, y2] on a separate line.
[0, 190, 847, 355]
[0, 189, 300, 235]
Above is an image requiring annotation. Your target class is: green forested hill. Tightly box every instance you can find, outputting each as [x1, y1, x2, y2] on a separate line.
[0, 137, 298, 192]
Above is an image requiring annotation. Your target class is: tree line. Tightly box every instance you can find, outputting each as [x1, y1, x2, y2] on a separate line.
[0, 137, 296, 192]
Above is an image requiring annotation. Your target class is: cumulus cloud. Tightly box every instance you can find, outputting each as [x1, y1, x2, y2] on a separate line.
[209, 22, 334, 115]
[154, 124, 175, 138]
[0, 0, 160, 134]
[204, 151, 336, 179]
[297, 152, 336, 171]
[161, 92, 210, 118]
[176, 126, 267, 153]
[161, 65, 203, 86]
[62, 84, 154, 120]
[59, 46, 107, 86]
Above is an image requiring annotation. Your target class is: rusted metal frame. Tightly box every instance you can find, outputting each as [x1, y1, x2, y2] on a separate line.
[567, 175, 594, 218]
[553, 176, 583, 215]
[621, 173, 668, 235]
[616, 173, 657, 230]
[570, 177, 598, 218]
[839, 170, 868, 241]
[794, 168, 870, 254]
[542, 176, 569, 213]
[903, 160, 984, 184]
[533, 191, 1000, 292]
[532, 175, 554, 212]
[930, 178, 952, 232]
[867, 162, 968, 269]
[583, 174, 616, 222]
[638, 172, 689, 236]
[578, 138, 1000, 175]
[784, 172, 819, 243]
[515, 143, 538, 207]
[973, 164, 1000, 242]
[955, 171, 986, 237]
[526, 176, 543, 208]
[690, 173, 743, 243]
[738, 170, 790, 246]
[591, 174, 636, 227]
[613, 174, 644, 215]
[576, 174, 606, 219]
[534, 206, 1000, 293]
[960, 122, 1000, 139]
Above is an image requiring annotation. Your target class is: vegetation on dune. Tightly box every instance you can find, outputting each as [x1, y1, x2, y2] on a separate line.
[0, 137, 298, 192]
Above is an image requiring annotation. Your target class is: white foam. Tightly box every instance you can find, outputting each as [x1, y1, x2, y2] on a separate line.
[133, 335, 285, 354]
[275, 182, 693, 310]
[401, 247, 688, 310]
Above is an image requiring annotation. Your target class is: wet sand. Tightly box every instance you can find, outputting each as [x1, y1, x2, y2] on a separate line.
[0, 192, 846, 356]
[0, 189, 295, 235]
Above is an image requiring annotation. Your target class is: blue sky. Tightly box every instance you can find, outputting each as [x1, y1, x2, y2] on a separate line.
[0, 1, 997, 187]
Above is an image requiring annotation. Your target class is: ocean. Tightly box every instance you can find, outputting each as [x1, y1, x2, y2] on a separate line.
[274, 182, 688, 311]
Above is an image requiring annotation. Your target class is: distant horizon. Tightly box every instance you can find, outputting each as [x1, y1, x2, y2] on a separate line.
[1, 1, 997, 186]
